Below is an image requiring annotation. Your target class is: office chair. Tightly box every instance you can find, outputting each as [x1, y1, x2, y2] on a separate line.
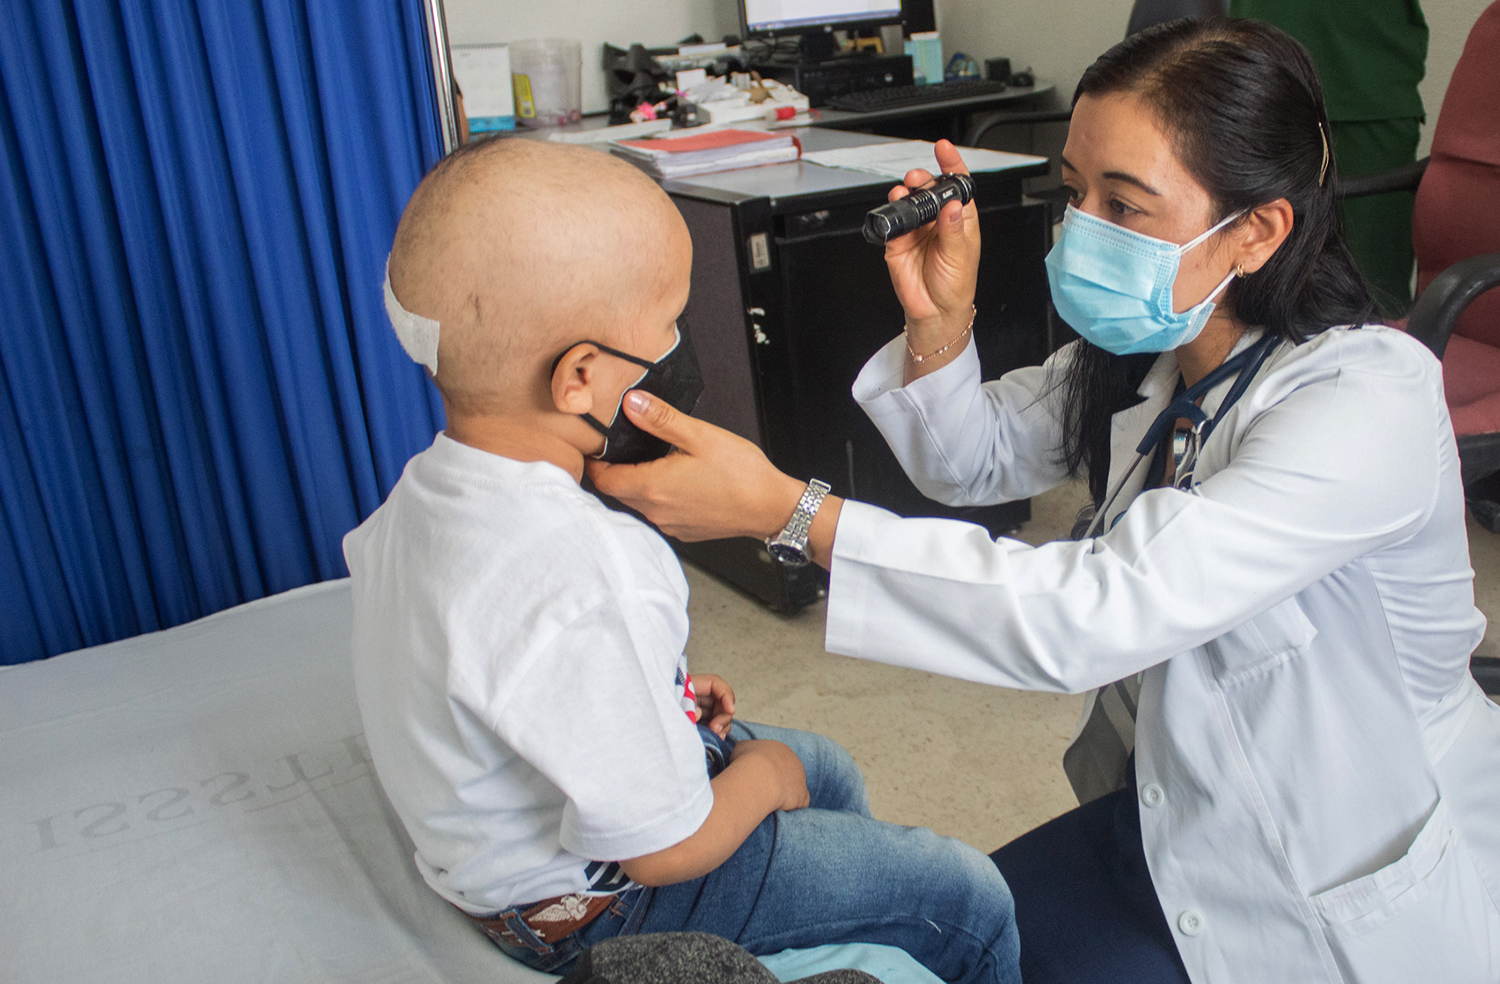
[1344, 0, 1500, 521]
[1403, 245, 1500, 698]
[1340, 1, 1500, 695]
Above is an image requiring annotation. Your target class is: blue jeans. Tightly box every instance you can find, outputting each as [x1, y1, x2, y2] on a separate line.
[490, 722, 1020, 984]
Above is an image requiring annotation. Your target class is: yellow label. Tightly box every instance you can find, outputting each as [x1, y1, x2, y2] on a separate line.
[512, 74, 535, 118]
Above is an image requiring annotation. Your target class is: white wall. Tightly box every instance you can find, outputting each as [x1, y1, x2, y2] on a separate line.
[936, 0, 1129, 112]
[442, 0, 739, 116]
[1418, 0, 1492, 156]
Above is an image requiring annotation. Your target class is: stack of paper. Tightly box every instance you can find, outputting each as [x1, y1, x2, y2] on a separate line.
[802, 140, 1046, 179]
[547, 119, 672, 145]
[611, 129, 801, 179]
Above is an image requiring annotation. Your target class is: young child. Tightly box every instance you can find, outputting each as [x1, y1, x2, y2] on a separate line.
[343, 138, 1019, 984]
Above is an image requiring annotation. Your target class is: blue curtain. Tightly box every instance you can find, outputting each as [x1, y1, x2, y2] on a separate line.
[0, 1, 447, 664]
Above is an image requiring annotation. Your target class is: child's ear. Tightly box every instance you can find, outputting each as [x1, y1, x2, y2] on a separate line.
[550, 343, 598, 415]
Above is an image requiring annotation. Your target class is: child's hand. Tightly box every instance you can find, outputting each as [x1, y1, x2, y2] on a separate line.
[618, 735, 809, 886]
[729, 739, 809, 812]
[693, 673, 735, 737]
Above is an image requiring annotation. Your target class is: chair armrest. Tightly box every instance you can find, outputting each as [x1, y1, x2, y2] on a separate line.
[965, 109, 1074, 147]
[1405, 253, 1500, 359]
[1473, 656, 1500, 696]
[1339, 157, 1429, 199]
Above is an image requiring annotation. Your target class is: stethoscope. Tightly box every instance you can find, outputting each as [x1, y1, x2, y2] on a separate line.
[1084, 332, 1280, 539]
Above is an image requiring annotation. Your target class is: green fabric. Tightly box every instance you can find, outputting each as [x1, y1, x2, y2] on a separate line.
[1229, 0, 1428, 122]
[1332, 117, 1421, 315]
[1228, 1, 1429, 314]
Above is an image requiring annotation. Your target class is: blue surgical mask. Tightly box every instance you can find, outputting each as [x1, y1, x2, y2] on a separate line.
[1045, 205, 1244, 355]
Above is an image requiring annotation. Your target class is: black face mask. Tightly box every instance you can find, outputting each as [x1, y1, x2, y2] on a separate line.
[552, 325, 704, 464]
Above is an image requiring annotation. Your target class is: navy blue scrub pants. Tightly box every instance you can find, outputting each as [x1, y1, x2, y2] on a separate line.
[990, 761, 1192, 984]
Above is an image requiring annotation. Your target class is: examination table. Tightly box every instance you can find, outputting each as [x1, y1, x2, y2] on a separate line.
[0, 580, 940, 984]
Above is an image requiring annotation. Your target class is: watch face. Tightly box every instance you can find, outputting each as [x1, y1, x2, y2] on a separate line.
[767, 540, 810, 567]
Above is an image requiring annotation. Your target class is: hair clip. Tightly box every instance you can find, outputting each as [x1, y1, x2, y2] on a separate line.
[1317, 122, 1330, 187]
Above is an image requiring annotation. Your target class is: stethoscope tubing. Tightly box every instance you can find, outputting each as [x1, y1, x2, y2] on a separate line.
[1083, 333, 1280, 539]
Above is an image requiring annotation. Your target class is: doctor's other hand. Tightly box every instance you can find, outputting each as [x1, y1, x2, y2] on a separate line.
[883, 139, 981, 353]
[587, 390, 808, 543]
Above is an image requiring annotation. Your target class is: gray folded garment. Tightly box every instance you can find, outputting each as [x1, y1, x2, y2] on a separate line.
[558, 932, 883, 984]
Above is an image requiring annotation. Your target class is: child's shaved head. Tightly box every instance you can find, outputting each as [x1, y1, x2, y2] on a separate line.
[388, 138, 691, 415]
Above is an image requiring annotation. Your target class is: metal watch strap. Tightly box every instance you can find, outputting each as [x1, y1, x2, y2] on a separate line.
[767, 479, 831, 565]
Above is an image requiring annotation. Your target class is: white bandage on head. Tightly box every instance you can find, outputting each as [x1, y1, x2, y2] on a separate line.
[383, 259, 440, 376]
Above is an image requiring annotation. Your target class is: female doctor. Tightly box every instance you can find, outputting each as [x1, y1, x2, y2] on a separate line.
[590, 18, 1500, 984]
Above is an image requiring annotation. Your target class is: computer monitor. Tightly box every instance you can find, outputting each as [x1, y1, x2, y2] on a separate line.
[740, 0, 904, 59]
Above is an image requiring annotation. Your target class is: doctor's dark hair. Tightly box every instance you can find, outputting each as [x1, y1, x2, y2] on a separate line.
[1054, 17, 1377, 504]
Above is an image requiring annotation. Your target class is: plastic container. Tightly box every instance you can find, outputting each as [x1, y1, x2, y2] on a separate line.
[510, 39, 582, 127]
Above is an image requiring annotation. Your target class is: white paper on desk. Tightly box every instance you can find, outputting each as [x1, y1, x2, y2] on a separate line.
[802, 140, 1045, 179]
[547, 119, 672, 144]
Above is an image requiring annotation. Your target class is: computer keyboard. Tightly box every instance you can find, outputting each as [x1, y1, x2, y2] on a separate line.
[826, 78, 1011, 112]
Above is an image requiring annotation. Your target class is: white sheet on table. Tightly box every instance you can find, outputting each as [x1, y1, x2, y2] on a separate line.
[0, 580, 943, 984]
[0, 580, 551, 984]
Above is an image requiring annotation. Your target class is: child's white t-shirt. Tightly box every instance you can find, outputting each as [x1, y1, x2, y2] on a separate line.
[342, 434, 714, 915]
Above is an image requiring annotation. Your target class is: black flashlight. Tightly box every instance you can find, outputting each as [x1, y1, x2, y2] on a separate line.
[862, 174, 975, 245]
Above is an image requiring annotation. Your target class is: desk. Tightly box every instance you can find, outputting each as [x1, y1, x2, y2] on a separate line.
[652, 128, 1051, 611]
[807, 84, 1055, 144]
[517, 84, 1055, 146]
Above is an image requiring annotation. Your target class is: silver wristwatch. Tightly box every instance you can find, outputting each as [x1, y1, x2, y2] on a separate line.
[766, 479, 831, 567]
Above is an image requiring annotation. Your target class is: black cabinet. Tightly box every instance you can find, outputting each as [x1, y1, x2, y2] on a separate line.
[655, 132, 1051, 611]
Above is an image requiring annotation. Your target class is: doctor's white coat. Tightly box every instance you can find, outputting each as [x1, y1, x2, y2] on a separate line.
[826, 326, 1500, 983]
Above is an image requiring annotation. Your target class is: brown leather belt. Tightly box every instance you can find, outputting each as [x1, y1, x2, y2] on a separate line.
[460, 892, 620, 949]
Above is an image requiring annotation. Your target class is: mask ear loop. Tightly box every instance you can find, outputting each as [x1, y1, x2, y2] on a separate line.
[547, 343, 616, 454]
[1204, 265, 1240, 305]
[550, 341, 596, 378]
[550, 333, 676, 458]
[1177, 208, 1247, 256]
[549, 326, 683, 376]
[1177, 213, 1246, 320]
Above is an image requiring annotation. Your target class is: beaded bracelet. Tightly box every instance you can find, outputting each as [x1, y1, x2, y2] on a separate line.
[907, 307, 977, 365]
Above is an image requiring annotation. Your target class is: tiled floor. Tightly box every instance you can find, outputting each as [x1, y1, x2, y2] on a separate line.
[682, 480, 1500, 855]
